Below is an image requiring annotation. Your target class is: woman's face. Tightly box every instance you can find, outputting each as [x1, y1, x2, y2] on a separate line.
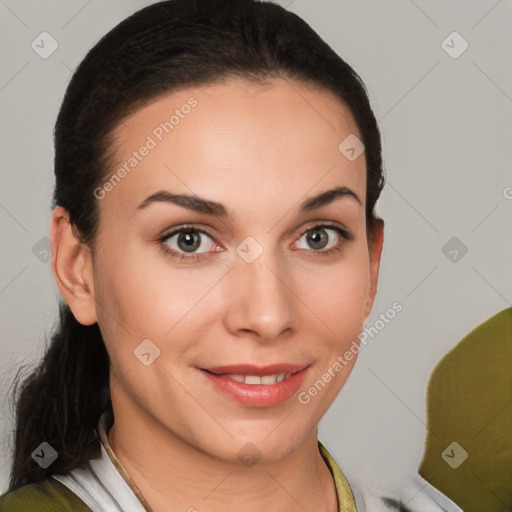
[89, 77, 383, 463]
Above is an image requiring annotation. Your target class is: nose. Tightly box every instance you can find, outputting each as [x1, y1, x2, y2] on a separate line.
[223, 248, 300, 343]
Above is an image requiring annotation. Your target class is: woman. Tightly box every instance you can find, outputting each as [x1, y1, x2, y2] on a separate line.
[0, 1, 462, 510]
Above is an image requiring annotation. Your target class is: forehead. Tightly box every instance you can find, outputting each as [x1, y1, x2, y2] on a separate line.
[103, 77, 366, 218]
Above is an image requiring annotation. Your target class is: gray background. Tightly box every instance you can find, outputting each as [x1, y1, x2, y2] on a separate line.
[1, 0, 511, 495]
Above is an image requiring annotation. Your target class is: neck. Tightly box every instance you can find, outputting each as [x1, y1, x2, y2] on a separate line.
[107, 405, 339, 512]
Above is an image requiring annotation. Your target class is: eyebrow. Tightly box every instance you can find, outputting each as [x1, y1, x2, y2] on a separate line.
[135, 185, 361, 217]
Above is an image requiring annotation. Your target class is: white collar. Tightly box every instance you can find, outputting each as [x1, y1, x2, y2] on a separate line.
[52, 410, 150, 512]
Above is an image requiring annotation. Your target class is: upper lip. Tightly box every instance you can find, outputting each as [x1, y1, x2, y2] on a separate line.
[203, 363, 311, 376]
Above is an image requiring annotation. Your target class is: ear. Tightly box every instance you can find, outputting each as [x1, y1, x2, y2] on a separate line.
[364, 218, 384, 319]
[50, 206, 98, 326]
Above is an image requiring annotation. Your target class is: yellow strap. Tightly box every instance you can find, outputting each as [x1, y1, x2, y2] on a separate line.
[319, 440, 358, 512]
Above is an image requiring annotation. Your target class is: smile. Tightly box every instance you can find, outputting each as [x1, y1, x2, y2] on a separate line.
[199, 364, 311, 407]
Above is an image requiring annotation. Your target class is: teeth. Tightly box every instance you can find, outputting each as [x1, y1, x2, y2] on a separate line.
[224, 374, 245, 383]
[245, 375, 262, 385]
[221, 373, 292, 385]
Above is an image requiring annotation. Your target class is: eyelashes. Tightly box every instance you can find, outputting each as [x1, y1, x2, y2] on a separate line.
[158, 223, 353, 262]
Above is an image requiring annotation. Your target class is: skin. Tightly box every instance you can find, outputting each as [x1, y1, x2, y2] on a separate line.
[50, 77, 384, 512]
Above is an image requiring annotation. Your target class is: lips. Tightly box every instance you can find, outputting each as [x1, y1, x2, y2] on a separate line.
[199, 363, 311, 407]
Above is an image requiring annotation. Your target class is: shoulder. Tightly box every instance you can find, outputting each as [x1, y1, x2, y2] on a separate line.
[0, 478, 92, 512]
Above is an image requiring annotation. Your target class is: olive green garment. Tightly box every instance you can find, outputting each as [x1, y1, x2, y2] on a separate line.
[0, 478, 92, 512]
[419, 308, 512, 511]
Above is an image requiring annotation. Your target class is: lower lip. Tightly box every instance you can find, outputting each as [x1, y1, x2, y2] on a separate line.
[200, 367, 310, 408]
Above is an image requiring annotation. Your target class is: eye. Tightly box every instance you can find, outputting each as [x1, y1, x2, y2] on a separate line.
[295, 224, 351, 253]
[158, 222, 352, 262]
[159, 226, 219, 259]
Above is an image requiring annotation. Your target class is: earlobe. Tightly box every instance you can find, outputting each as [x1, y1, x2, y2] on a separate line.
[364, 218, 384, 319]
[50, 206, 98, 326]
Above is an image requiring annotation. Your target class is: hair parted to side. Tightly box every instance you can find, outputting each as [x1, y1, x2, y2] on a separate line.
[6, 0, 384, 491]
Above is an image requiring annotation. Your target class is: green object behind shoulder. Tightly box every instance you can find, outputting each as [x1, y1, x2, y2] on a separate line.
[0, 478, 92, 512]
[419, 307, 512, 512]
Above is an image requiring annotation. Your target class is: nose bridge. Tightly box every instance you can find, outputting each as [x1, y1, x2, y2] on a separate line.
[227, 238, 298, 341]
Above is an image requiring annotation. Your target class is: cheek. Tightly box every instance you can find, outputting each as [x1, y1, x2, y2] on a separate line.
[92, 237, 167, 350]
[295, 248, 371, 332]
[93, 238, 224, 345]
